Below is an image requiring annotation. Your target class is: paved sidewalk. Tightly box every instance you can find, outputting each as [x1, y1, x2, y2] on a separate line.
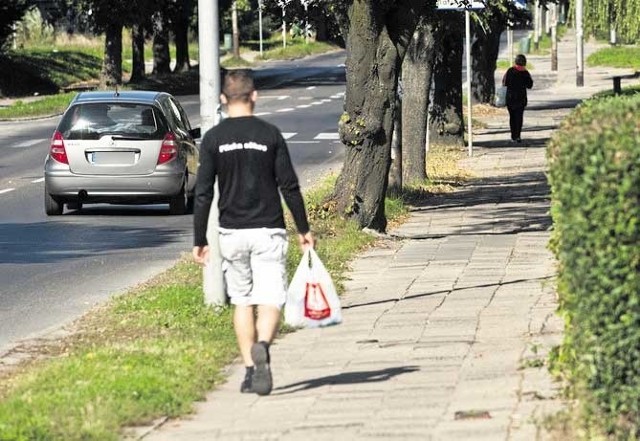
[142, 33, 638, 441]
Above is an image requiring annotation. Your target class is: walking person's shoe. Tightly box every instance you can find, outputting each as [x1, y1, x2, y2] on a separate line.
[251, 341, 273, 396]
[240, 366, 254, 393]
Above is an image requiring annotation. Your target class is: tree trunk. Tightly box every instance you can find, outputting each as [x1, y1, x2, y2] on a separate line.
[401, 17, 436, 184]
[101, 22, 123, 87]
[173, 0, 191, 73]
[332, 0, 429, 231]
[471, 19, 503, 104]
[129, 24, 146, 83]
[152, 12, 171, 75]
[388, 91, 402, 194]
[429, 13, 464, 146]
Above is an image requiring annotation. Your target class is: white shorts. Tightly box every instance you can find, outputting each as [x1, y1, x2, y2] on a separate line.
[218, 227, 289, 308]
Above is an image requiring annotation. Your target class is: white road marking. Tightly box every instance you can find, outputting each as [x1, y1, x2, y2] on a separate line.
[310, 101, 324, 106]
[254, 112, 272, 116]
[298, 96, 313, 100]
[31, 177, 45, 183]
[260, 95, 290, 100]
[12, 139, 44, 148]
[277, 96, 290, 100]
[306, 86, 316, 90]
[281, 132, 297, 139]
[288, 141, 321, 144]
[0, 188, 15, 195]
[314, 133, 340, 140]
[320, 99, 332, 103]
[330, 94, 343, 99]
[276, 108, 295, 113]
[296, 104, 312, 109]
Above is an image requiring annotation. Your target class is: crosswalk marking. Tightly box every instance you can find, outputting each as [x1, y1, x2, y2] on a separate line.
[314, 133, 340, 140]
[281, 133, 297, 139]
[296, 104, 312, 109]
[31, 177, 45, 183]
[254, 112, 272, 116]
[0, 188, 15, 195]
[276, 108, 295, 113]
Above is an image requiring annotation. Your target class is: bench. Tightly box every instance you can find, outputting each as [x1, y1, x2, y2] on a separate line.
[612, 71, 640, 94]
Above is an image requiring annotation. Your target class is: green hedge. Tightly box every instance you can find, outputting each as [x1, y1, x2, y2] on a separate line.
[547, 93, 640, 438]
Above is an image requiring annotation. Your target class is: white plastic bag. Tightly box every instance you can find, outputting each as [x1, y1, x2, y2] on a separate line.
[285, 248, 342, 328]
[495, 85, 507, 107]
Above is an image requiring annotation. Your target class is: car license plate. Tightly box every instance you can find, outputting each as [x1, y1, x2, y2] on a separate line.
[90, 151, 136, 165]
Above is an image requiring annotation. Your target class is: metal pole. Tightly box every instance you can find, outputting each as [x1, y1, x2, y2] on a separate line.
[508, 26, 513, 63]
[576, 0, 584, 86]
[465, 8, 473, 157]
[282, 6, 286, 48]
[551, 4, 558, 71]
[258, 0, 264, 56]
[533, 0, 540, 51]
[305, 3, 309, 44]
[198, 0, 224, 306]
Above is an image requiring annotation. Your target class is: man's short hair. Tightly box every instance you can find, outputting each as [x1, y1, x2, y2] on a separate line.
[222, 69, 255, 103]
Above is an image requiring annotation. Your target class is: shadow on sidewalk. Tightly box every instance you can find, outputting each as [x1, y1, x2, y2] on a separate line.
[400, 170, 552, 235]
[273, 366, 420, 395]
[527, 98, 583, 110]
[343, 276, 552, 310]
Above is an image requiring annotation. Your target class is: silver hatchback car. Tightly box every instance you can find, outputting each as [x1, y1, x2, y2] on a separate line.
[44, 91, 200, 215]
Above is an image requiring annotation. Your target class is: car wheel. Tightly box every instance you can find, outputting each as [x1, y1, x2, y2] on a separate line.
[44, 188, 63, 216]
[169, 178, 188, 215]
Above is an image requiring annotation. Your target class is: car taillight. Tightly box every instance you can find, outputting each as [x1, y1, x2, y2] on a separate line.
[50, 131, 68, 164]
[158, 132, 178, 164]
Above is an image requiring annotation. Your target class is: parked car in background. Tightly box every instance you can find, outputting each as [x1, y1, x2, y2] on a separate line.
[44, 90, 200, 215]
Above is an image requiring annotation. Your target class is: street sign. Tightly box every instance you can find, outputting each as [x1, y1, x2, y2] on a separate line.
[436, 0, 485, 10]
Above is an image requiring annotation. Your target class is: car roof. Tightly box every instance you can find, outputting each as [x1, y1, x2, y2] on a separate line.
[71, 90, 168, 105]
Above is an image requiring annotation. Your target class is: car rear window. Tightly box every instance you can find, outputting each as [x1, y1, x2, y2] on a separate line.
[58, 103, 167, 140]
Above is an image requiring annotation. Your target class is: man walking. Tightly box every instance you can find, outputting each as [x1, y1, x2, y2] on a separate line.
[192, 70, 314, 396]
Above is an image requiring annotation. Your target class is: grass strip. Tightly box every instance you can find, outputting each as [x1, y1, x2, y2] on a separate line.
[0, 92, 77, 120]
[586, 46, 640, 70]
[0, 145, 466, 440]
[258, 40, 339, 61]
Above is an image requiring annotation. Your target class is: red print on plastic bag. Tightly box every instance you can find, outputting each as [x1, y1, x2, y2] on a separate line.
[304, 282, 331, 320]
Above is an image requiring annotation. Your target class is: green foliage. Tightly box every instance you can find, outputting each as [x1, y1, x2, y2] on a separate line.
[0, 0, 29, 52]
[0, 50, 102, 97]
[0, 92, 76, 119]
[547, 93, 640, 438]
[14, 7, 55, 47]
[258, 40, 337, 61]
[570, 0, 640, 43]
[587, 46, 640, 70]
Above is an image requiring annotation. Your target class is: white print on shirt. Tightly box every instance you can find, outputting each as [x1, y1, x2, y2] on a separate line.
[219, 142, 268, 153]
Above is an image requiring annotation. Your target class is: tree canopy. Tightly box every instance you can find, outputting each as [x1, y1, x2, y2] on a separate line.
[0, 0, 29, 52]
[575, 0, 640, 43]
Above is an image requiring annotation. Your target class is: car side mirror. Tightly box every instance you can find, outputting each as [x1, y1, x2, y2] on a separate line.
[189, 128, 201, 139]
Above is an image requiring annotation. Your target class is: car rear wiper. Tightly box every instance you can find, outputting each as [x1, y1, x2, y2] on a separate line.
[107, 135, 147, 140]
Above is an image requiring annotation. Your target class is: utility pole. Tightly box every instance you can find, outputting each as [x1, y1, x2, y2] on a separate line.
[533, 0, 540, 51]
[258, 0, 264, 56]
[576, 0, 584, 86]
[232, 1, 240, 58]
[276, 0, 292, 48]
[465, 7, 472, 157]
[551, 3, 558, 71]
[198, 0, 225, 306]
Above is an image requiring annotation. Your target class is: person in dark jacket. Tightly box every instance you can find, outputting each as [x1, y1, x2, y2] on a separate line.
[502, 54, 533, 143]
[192, 70, 314, 396]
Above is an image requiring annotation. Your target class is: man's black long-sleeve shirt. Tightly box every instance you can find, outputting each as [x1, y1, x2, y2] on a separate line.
[193, 115, 310, 247]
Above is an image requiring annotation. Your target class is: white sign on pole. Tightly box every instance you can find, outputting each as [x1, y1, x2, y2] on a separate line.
[436, 0, 485, 10]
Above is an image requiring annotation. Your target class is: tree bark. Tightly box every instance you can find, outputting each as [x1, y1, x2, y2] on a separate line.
[101, 22, 123, 87]
[401, 17, 436, 184]
[129, 23, 146, 83]
[332, 0, 431, 231]
[173, 0, 191, 73]
[231, 1, 240, 58]
[152, 12, 171, 75]
[471, 19, 503, 104]
[429, 13, 464, 146]
[388, 92, 402, 194]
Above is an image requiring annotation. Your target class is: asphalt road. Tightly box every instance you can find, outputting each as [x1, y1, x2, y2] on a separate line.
[0, 50, 347, 354]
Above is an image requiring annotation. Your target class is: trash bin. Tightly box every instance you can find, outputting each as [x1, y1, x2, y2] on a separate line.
[223, 33, 232, 51]
[519, 36, 531, 54]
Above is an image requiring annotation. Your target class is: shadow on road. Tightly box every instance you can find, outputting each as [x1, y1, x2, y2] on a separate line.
[273, 366, 420, 395]
[0, 219, 183, 264]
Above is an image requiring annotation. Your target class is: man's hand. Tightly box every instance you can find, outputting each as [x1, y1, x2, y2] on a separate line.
[298, 231, 315, 251]
[192, 245, 210, 265]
